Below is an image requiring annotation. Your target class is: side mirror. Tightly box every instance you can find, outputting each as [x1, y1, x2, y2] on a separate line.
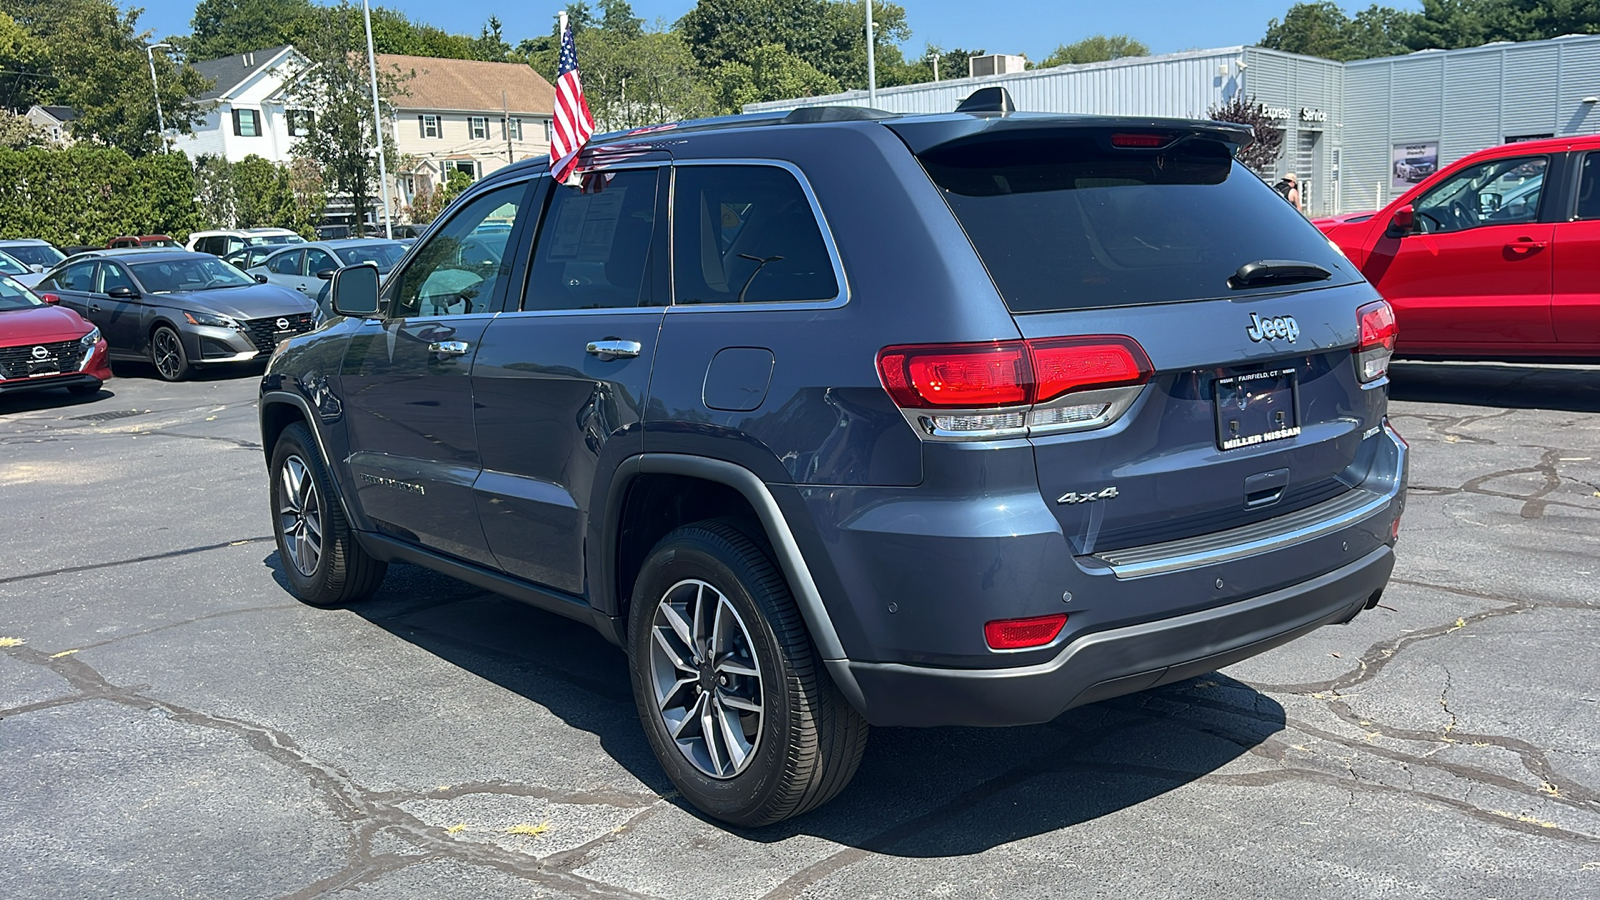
[330, 263, 381, 317]
[1388, 204, 1415, 236]
[254, 274, 268, 284]
[315, 268, 336, 280]
[30, 264, 44, 273]
[40, 293, 61, 305]
[106, 286, 139, 300]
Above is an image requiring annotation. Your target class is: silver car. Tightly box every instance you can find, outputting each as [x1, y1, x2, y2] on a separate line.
[248, 239, 408, 298]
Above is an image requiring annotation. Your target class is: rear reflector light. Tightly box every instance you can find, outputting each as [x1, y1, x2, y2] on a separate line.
[985, 613, 1068, 650]
[1355, 299, 1396, 383]
[1110, 132, 1172, 148]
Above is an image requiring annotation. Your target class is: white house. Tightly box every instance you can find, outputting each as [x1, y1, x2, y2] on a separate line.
[170, 45, 312, 164]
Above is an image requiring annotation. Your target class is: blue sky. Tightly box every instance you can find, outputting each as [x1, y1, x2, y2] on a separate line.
[139, 1, 1424, 62]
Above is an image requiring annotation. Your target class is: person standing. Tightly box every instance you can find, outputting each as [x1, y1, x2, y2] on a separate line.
[1273, 171, 1305, 215]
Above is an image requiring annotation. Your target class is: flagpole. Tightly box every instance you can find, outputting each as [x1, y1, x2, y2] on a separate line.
[362, 0, 392, 239]
[865, 0, 877, 107]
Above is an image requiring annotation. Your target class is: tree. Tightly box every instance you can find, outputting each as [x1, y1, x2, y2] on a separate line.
[285, 8, 404, 229]
[1207, 95, 1285, 175]
[1261, 2, 1414, 60]
[185, 0, 314, 61]
[1036, 34, 1149, 68]
[675, 0, 909, 91]
[7, 0, 207, 155]
[0, 110, 43, 150]
[0, 11, 49, 112]
[192, 155, 239, 226]
[404, 168, 473, 225]
[713, 43, 841, 111]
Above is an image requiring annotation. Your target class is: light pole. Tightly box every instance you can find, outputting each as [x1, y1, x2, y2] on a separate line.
[865, 0, 877, 107]
[362, 0, 393, 238]
[146, 42, 170, 152]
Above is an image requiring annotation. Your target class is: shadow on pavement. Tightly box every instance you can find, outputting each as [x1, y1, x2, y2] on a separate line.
[0, 385, 117, 416]
[1390, 360, 1600, 412]
[268, 553, 1285, 856]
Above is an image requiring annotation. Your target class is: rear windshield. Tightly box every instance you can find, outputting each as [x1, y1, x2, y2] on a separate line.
[918, 136, 1361, 313]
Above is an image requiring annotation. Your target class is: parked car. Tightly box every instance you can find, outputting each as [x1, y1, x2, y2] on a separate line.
[1312, 210, 1375, 228]
[106, 234, 180, 249]
[186, 228, 306, 257]
[36, 250, 317, 381]
[0, 250, 33, 280]
[248, 239, 408, 302]
[0, 273, 111, 397]
[0, 239, 67, 287]
[1320, 133, 1600, 360]
[260, 95, 1406, 826]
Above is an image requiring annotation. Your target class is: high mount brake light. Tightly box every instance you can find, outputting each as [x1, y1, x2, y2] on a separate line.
[877, 336, 1152, 439]
[1110, 132, 1173, 148]
[985, 613, 1068, 650]
[1355, 299, 1396, 383]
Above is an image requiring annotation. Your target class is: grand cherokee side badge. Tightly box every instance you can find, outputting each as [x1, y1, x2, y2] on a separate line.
[1246, 312, 1300, 343]
[1058, 487, 1119, 505]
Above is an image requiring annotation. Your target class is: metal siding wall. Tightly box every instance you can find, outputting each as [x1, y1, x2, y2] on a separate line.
[1559, 42, 1600, 136]
[1501, 45, 1561, 137]
[1341, 64, 1392, 212]
[1440, 53, 1501, 162]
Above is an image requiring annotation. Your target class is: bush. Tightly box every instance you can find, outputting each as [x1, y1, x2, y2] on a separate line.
[0, 145, 203, 244]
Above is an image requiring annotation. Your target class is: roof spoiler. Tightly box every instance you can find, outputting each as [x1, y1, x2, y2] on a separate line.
[956, 87, 1016, 116]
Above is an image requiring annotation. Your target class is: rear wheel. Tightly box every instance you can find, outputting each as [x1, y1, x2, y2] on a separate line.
[149, 325, 190, 382]
[627, 520, 868, 826]
[269, 422, 386, 607]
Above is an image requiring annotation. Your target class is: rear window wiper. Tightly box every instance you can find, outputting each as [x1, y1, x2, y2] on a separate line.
[1229, 259, 1333, 290]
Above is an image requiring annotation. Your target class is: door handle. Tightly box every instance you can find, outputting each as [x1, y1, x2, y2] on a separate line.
[296, 285, 309, 292]
[89, 305, 101, 313]
[586, 339, 642, 360]
[1506, 237, 1547, 254]
[428, 340, 470, 356]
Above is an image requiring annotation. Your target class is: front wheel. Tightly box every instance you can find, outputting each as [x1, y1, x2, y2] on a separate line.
[627, 520, 868, 826]
[269, 422, 387, 607]
[149, 325, 191, 382]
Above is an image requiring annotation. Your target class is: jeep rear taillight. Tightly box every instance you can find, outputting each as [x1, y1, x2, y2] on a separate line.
[876, 336, 1151, 439]
[1356, 299, 1396, 383]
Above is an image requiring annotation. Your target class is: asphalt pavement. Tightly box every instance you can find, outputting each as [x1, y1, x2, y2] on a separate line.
[2, 358, 1598, 898]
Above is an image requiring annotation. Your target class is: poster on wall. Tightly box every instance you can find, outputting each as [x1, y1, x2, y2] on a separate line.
[1392, 142, 1439, 190]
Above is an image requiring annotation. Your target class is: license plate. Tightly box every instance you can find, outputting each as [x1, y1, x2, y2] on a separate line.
[1215, 368, 1300, 450]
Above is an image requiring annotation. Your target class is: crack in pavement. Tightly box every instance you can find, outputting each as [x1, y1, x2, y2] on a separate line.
[0, 536, 276, 586]
[0, 642, 667, 900]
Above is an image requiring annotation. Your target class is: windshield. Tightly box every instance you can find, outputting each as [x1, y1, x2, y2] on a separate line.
[0, 251, 27, 276]
[335, 243, 407, 269]
[130, 257, 257, 293]
[249, 233, 305, 245]
[0, 275, 44, 310]
[917, 135, 1361, 313]
[3, 244, 65, 268]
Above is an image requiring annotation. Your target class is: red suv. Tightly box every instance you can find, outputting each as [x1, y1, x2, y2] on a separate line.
[1318, 135, 1600, 360]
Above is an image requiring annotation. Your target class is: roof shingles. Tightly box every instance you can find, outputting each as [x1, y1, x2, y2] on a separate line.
[378, 54, 554, 117]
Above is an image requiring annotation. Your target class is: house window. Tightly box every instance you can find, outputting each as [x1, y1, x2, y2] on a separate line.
[470, 116, 488, 140]
[420, 114, 440, 139]
[544, 119, 553, 143]
[505, 117, 523, 141]
[287, 109, 314, 137]
[232, 108, 260, 137]
[451, 160, 477, 180]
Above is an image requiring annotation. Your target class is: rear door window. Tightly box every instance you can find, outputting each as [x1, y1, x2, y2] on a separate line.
[1575, 153, 1600, 221]
[671, 165, 839, 305]
[523, 168, 664, 311]
[269, 250, 303, 275]
[304, 248, 338, 276]
[915, 134, 1360, 313]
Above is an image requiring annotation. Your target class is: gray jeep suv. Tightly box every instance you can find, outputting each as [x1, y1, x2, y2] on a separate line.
[258, 92, 1407, 826]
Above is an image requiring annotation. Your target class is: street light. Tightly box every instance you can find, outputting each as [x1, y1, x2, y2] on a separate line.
[362, 0, 393, 238]
[146, 42, 170, 152]
[865, 0, 877, 107]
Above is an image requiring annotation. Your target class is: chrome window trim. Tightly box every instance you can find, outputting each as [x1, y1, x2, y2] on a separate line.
[664, 158, 850, 313]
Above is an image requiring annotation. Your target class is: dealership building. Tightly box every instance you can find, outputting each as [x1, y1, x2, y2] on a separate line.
[745, 34, 1600, 217]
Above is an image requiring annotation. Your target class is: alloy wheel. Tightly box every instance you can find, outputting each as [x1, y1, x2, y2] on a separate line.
[152, 329, 183, 380]
[648, 578, 764, 779]
[277, 454, 323, 577]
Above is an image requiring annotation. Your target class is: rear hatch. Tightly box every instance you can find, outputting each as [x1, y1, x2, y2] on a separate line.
[891, 116, 1387, 556]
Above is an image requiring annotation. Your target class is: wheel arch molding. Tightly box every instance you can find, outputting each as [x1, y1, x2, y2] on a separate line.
[597, 453, 847, 663]
[259, 390, 363, 531]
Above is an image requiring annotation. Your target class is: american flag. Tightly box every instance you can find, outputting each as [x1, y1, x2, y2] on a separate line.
[550, 18, 594, 183]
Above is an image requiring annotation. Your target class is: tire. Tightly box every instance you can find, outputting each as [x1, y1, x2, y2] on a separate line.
[627, 520, 869, 826]
[269, 422, 387, 607]
[149, 325, 191, 382]
[67, 383, 100, 397]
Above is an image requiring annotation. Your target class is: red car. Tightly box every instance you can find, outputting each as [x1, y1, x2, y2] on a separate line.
[106, 234, 179, 249]
[1318, 134, 1600, 360]
[0, 274, 111, 397]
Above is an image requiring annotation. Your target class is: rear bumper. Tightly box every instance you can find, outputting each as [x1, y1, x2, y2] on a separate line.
[828, 544, 1394, 727]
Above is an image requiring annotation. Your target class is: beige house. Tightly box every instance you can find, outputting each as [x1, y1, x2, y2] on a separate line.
[378, 54, 556, 221]
[25, 105, 78, 145]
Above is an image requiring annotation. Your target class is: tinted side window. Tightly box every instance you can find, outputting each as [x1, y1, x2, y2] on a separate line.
[524, 168, 661, 311]
[1414, 156, 1546, 234]
[269, 250, 303, 275]
[672, 165, 838, 305]
[390, 182, 526, 318]
[1576, 153, 1600, 221]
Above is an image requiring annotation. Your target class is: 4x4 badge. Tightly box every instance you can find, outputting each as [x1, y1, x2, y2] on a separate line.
[1246, 312, 1299, 343]
[1057, 486, 1119, 505]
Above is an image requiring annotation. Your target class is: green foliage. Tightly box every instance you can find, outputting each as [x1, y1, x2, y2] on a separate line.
[286, 8, 404, 231]
[887, 45, 983, 86]
[0, 110, 43, 149]
[7, 0, 207, 155]
[713, 43, 841, 111]
[0, 11, 49, 112]
[675, 0, 908, 92]
[1261, 2, 1415, 60]
[1262, 0, 1600, 61]
[185, 0, 315, 61]
[0, 146, 203, 245]
[184, 0, 510, 62]
[1036, 34, 1150, 68]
